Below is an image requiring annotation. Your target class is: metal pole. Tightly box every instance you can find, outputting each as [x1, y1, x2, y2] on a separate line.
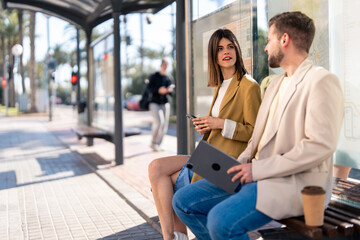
[113, 12, 124, 165]
[48, 75, 52, 121]
[46, 16, 51, 121]
[76, 28, 81, 106]
[3, 56, 8, 116]
[171, 4, 176, 60]
[86, 29, 94, 146]
[140, 13, 144, 70]
[5, 78, 8, 116]
[176, 0, 191, 154]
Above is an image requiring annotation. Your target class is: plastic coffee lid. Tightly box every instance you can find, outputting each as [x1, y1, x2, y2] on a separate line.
[301, 186, 325, 195]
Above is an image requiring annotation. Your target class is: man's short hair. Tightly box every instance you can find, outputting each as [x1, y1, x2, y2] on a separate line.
[269, 11, 315, 53]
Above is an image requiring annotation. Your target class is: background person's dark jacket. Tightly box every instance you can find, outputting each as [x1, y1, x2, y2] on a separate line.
[148, 72, 172, 104]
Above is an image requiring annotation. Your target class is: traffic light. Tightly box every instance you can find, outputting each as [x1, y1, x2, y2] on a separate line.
[71, 72, 78, 86]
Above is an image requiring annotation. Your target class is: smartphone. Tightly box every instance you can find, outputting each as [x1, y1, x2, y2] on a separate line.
[186, 114, 197, 119]
[168, 84, 175, 90]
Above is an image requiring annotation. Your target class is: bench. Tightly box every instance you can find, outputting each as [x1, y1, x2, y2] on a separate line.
[72, 125, 141, 146]
[259, 178, 360, 239]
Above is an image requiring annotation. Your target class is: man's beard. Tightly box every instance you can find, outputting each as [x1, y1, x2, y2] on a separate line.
[268, 49, 284, 68]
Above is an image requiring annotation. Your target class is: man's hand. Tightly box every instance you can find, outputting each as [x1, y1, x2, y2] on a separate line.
[227, 163, 253, 184]
[158, 86, 169, 95]
[192, 116, 225, 135]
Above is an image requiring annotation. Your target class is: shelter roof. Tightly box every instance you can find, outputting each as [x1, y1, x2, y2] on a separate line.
[1, 0, 174, 32]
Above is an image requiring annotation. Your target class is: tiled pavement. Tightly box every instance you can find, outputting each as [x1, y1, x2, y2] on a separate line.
[0, 116, 162, 240]
[0, 107, 281, 239]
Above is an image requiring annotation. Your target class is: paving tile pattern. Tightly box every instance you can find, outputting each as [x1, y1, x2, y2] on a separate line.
[0, 117, 162, 240]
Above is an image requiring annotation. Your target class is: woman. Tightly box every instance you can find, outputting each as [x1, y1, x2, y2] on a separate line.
[148, 29, 261, 240]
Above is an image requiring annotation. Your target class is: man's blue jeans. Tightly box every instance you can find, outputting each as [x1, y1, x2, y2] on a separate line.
[172, 180, 272, 240]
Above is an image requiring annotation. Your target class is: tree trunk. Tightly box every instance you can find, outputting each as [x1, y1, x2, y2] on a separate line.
[7, 42, 15, 108]
[18, 10, 25, 94]
[29, 11, 37, 112]
[1, 36, 5, 105]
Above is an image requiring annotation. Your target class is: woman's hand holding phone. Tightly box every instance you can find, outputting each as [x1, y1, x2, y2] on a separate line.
[192, 116, 225, 135]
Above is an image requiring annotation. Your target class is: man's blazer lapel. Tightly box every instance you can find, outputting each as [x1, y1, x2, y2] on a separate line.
[250, 75, 282, 153]
[261, 60, 314, 149]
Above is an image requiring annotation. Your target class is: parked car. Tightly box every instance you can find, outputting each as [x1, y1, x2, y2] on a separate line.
[125, 95, 141, 111]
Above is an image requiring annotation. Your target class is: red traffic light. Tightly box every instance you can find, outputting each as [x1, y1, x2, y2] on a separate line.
[1, 77, 6, 88]
[71, 72, 78, 86]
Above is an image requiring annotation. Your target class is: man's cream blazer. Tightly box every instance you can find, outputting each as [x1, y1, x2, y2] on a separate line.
[237, 59, 344, 219]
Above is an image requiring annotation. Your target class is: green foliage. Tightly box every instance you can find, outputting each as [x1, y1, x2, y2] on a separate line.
[52, 44, 69, 66]
[56, 84, 70, 103]
[253, 29, 269, 83]
[139, 46, 168, 60]
[124, 66, 151, 96]
[0, 104, 18, 115]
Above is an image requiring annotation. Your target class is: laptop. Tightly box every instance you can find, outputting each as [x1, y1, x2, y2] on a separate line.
[186, 140, 242, 193]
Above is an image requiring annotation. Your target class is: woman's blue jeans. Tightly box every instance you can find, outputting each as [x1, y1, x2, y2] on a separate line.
[172, 180, 272, 240]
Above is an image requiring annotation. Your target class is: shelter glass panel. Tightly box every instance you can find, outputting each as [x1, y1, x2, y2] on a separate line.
[92, 34, 115, 132]
[189, 0, 360, 179]
[191, 0, 254, 119]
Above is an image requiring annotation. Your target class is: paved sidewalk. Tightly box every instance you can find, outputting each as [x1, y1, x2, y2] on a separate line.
[0, 116, 162, 240]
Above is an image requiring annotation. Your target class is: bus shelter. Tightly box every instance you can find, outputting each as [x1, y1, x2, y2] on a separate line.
[2, 0, 191, 165]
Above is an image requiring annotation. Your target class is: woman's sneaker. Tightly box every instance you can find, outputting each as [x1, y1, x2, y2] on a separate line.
[173, 231, 189, 240]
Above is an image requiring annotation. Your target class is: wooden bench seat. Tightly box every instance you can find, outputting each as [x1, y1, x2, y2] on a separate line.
[72, 125, 142, 146]
[72, 126, 113, 142]
[259, 178, 360, 239]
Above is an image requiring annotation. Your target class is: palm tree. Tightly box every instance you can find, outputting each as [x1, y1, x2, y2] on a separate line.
[4, 10, 18, 107]
[52, 44, 69, 66]
[17, 9, 25, 94]
[0, 9, 7, 105]
[29, 11, 36, 112]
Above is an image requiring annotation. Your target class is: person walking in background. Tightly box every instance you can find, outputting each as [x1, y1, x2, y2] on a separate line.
[148, 59, 174, 151]
[148, 29, 261, 240]
[172, 11, 344, 240]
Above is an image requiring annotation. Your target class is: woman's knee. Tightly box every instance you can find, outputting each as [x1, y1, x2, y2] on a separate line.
[148, 158, 164, 183]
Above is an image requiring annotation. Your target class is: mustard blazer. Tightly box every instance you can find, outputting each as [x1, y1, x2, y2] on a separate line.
[192, 73, 261, 182]
[238, 60, 344, 219]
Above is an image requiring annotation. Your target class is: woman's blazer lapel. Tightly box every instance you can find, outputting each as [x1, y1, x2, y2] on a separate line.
[207, 73, 240, 116]
[219, 73, 241, 113]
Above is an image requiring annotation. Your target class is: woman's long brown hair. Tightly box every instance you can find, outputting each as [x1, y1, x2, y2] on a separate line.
[207, 28, 247, 87]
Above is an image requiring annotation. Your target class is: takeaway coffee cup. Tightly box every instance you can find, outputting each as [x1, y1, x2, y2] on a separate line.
[301, 186, 326, 227]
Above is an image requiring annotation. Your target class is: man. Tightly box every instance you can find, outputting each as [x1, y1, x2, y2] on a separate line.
[148, 59, 174, 151]
[172, 11, 344, 240]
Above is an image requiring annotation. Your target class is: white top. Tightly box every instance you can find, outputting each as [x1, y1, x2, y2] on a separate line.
[210, 76, 236, 139]
[211, 77, 232, 117]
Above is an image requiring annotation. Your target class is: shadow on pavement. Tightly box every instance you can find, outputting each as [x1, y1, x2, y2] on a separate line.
[98, 222, 162, 240]
[0, 152, 93, 191]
